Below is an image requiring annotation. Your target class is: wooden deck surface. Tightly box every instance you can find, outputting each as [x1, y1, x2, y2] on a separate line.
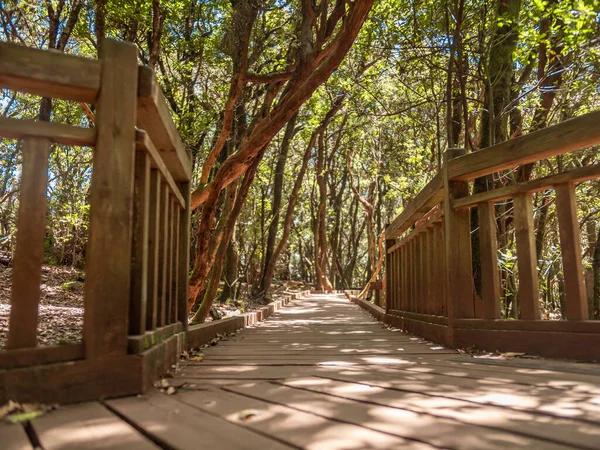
[4, 293, 600, 449]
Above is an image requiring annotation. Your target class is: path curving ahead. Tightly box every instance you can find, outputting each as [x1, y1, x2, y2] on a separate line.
[11, 293, 600, 449]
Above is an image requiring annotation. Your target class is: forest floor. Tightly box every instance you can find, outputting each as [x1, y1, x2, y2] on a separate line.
[0, 265, 299, 348]
[0, 265, 84, 348]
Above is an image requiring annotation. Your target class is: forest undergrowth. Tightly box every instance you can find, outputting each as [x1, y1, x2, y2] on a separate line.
[0, 265, 302, 348]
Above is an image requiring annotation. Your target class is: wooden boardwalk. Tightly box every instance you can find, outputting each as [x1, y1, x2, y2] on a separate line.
[5, 293, 600, 449]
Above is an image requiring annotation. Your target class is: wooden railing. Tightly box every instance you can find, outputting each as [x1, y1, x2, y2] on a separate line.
[0, 39, 192, 403]
[380, 111, 600, 360]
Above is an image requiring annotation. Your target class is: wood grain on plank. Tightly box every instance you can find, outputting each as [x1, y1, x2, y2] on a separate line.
[276, 377, 598, 449]
[226, 381, 573, 450]
[0, 423, 33, 450]
[106, 393, 292, 450]
[0, 42, 100, 102]
[178, 388, 432, 449]
[31, 402, 158, 450]
[315, 370, 600, 428]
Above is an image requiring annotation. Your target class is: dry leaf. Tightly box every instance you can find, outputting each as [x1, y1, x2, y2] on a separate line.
[238, 409, 261, 421]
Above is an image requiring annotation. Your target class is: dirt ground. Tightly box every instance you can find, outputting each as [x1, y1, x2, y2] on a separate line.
[0, 265, 305, 348]
[0, 265, 84, 348]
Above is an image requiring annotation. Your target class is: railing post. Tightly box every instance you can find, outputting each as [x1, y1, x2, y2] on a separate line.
[83, 39, 138, 359]
[385, 235, 394, 314]
[443, 148, 473, 342]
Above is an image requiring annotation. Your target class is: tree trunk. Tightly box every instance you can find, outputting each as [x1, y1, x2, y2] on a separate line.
[471, 0, 521, 296]
[191, 147, 267, 323]
[260, 112, 299, 296]
[316, 129, 333, 291]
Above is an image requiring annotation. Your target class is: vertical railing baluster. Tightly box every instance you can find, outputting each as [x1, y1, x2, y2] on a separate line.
[426, 227, 434, 315]
[514, 193, 540, 320]
[130, 151, 150, 335]
[556, 182, 588, 320]
[385, 239, 393, 313]
[7, 137, 51, 349]
[146, 170, 161, 331]
[396, 248, 401, 311]
[410, 238, 416, 312]
[431, 223, 441, 315]
[478, 201, 501, 319]
[177, 182, 191, 328]
[157, 181, 169, 327]
[170, 197, 179, 323]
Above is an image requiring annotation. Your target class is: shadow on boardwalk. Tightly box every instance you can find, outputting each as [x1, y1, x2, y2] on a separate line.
[5, 293, 600, 449]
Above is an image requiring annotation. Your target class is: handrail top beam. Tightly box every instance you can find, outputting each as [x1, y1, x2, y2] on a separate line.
[0, 41, 101, 103]
[447, 110, 600, 181]
[137, 66, 191, 182]
[385, 172, 443, 239]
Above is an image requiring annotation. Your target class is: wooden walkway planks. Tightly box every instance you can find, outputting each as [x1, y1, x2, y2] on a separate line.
[6, 293, 600, 449]
[1, 423, 33, 450]
[31, 403, 158, 450]
[105, 394, 292, 450]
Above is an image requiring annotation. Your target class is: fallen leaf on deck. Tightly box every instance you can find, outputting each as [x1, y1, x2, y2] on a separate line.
[238, 409, 262, 421]
[500, 352, 526, 358]
[5, 410, 45, 424]
[1, 400, 56, 424]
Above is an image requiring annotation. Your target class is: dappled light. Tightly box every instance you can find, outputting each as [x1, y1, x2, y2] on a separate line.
[4, 292, 600, 448]
[163, 293, 600, 449]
